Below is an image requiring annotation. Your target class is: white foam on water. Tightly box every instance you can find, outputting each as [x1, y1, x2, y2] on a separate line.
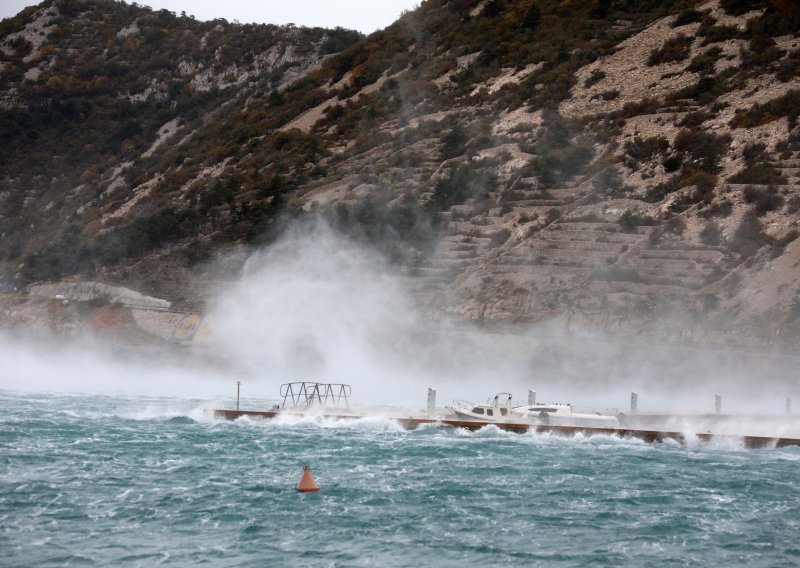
[468, 424, 520, 439]
[347, 416, 409, 433]
[516, 428, 652, 452]
[772, 446, 800, 462]
[678, 429, 749, 452]
[239, 411, 410, 434]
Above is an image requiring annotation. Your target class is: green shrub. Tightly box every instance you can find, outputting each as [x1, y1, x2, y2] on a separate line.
[700, 221, 722, 246]
[618, 209, 656, 232]
[673, 128, 731, 173]
[665, 215, 686, 235]
[771, 228, 799, 258]
[619, 210, 638, 232]
[428, 163, 496, 211]
[720, 0, 765, 16]
[584, 69, 606, 88]
[743, 185, 784, 215]
[183, 240, 213, 266]
[786, 195, 800, 214]
[731, 210, 767, 257]
[614, 97, 660, 118]
[751, 0, 800, 36]
[648, 226, 663, 245]
[741, 34, 786, 69]
[730, 90, 800, 130]
[623, 135, 669, 166]
[672, 8, 705, 27]
[320, 27, 363, 55]
[533, 140, 594, 186]
[589, 0, 612, 19]
[730, 164, 787, 185]
[440, 125, 467, 160]
[679, 110, 715, 128]
[593, 166, 623, 195]
[490, 228, 511, 246]
[698, 198, 733, 218]
[530, 111, 594, 186]
[662, 154, 683, 172]
[647, 35, 693, 66]
[670, 72, 730, 106]
[687, 47, 722, 75]
[645, 175, 680, 202]
[545, 208, 561, 224]
[776, 49, 800, 82]
[679, 169, 717, 204]
[521, 3, 542, 29]
[698, 24, 740, 46]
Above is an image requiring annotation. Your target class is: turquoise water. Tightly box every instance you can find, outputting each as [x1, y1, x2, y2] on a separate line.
[2, 391, 800, 567]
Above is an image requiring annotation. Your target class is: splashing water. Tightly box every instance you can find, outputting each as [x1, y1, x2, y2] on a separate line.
[2, 391, 800, 567]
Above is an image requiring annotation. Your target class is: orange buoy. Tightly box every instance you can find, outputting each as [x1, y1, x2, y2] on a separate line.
[297, 465, 320, 493]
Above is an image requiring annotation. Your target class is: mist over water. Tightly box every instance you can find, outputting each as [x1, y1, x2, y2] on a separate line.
[199, 219, 799, 418]
[0, 331, 228, 400]
[3, 220, 800, 565]
[208, 221, 430, 403]
[2, 217, 799, 421]
[204, 221, 561, 406]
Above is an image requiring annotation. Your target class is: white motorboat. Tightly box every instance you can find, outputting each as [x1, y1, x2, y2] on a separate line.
[449, 392, 619, 427]
[450, 392, 518, 422]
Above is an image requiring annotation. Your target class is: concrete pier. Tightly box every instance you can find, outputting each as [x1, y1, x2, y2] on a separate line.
[211, 408, 800, 449]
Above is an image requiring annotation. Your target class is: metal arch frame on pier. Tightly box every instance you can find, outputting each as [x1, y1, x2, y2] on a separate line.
[279, 382, 352, 409]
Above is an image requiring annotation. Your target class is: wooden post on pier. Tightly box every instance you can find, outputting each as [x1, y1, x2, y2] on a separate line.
[236, 380, 241, 411]
[630, 392, 638, 414]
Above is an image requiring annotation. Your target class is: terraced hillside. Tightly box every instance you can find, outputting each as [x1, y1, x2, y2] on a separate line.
[1, 0, 800, 347]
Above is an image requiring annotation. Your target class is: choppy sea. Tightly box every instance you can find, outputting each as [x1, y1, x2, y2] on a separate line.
[2, 391, 800, 567]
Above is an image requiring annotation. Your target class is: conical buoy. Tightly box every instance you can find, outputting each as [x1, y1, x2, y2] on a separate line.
[297, 465, 320, 493]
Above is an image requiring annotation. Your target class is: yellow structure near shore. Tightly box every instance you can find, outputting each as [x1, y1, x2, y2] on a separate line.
[173, 312, 214, 344]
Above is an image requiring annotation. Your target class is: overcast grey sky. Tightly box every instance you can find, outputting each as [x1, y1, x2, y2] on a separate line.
[1, 1, 419, 33]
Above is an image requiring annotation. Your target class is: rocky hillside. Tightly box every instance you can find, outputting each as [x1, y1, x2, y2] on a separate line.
[2, 0, 800, 347]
